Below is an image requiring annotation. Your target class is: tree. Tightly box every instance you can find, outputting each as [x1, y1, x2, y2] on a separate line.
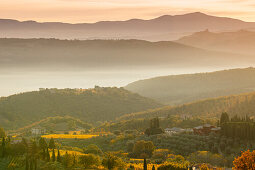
[233, 150, 255, 169]
[57, 149, 61, 163]
[200, 164, 209, 170]
[132, 140, 155, 158]
[220, 112, 229, 125]
[143, 158, 147, 170]
[1, 137, 6, 158]
[63, 151, 72, 168]
[102, 153, 125, 170]
[79, 154, 100, 169]
[49, 138, 55, 149]
[145, 117, 163, 136]
[83, 144, 103, 155]
[0, 127, 5, 138]
[52, 148, 56, 162]
[46, 148, 50, 162]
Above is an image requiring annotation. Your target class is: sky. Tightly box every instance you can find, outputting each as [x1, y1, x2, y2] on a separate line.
[0, 0, 255, 23]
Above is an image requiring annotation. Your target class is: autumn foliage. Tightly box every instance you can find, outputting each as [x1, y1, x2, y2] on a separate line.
[233, 150, 255, 170]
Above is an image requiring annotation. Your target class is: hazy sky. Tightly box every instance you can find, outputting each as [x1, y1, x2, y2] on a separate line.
[0, 0, 255, 23]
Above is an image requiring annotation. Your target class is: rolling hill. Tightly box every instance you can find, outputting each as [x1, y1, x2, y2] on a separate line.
[0, 38, 248, 71]
[119, 91, 255, 121]
[125, 68, 255, 105]
[176, 30, 255, 55]
[1, 12, 255, 41]
[0, 87, 162, 130]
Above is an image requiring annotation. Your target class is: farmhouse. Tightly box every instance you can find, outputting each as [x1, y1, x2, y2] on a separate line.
[193, 124, 220, 135]
[31, 127, 46, 135]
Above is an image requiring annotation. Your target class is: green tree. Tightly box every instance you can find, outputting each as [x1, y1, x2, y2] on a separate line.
[220, 112, 229, 125]
[63, 151, 72, 168]
[143, 158, 147, 170]
[57, 149, 61, 163]
[46, 148, 50, 162]
[49, 138, 55, 149]
[1, 137, 6, 158]
[52, 149, 56, 162]
[83, 144, 103, 155]
[102, 153, 125, 170]
[0, 128, 5, 138]
[79, 154, 100, 169]
[132, 140, 155, 158]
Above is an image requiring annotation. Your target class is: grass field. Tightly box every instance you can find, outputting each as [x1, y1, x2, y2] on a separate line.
[41, 134, 98, 139]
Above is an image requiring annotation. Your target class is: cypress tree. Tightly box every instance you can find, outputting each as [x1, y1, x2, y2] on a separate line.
[46, 147, 50, 162]
[143, 158, 147, 170]
[1, 137, 6, 158]
[25, 156, 29, 170]
[52, 148, 56, 162]
[57, 149, 61, 162]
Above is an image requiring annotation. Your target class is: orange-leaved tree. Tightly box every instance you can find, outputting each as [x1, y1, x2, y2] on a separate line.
[233, 150, 255, 170]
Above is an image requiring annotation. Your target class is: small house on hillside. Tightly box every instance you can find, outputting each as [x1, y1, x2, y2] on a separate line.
[165, 127, 184, 135]
[31, 127, 46, 135]
[193, 124, 220, 135]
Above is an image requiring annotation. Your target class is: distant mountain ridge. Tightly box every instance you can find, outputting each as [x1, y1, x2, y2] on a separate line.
[1, 12, 255, 41]
[125, 68, 255, 105]
[176, 30, 255, 55]
[0, 38, 247, 71]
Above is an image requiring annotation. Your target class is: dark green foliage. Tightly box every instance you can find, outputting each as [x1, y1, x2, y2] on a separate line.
[145, 117, 164, 136]
[143, 158, 147, 170]
[102, 153, 125, 170]
[49, 138, 55, 149]
[131, 140, 155, 158]
[57, 149, 61, 163]
[52, 149, 56, 162]
[220, 112, 229, 125]
[1, 137, 6, 158]
[0, 127, 5, 138]
[46, 148, 50, 162]
[0, 87, 162, 130]
[83, 144, 103, 155]
[79, 154, 100, 169]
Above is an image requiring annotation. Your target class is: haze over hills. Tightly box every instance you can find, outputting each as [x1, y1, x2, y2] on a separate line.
[120, 90, 255, 121]
[125, 68, 255, 105]
[0, 38, 248, 71]
[0, 87, 162, 130]
[1, 12, 255, 41]
[176, 30, 255, 55]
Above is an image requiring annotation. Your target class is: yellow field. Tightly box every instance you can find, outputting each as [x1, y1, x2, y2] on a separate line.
[128, 163, 160, 170]
[49, 149, 85, 156]
[41, 134, 98, 139]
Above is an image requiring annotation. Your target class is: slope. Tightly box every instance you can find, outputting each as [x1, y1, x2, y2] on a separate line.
[176, 30, 255, 55]
[125, 68, 255, 105]
[0, 87, 162, 130]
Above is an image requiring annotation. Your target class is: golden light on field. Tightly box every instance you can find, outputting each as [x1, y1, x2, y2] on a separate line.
[41, 134, 98, 139]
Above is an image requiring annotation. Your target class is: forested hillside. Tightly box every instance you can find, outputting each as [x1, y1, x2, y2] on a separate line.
[0, 38, 247, 71]
[120, 91, 255, 121]
[0, 87, 162, 130]
[125, 67, 255, 105]
[176, 30, 255, 55]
